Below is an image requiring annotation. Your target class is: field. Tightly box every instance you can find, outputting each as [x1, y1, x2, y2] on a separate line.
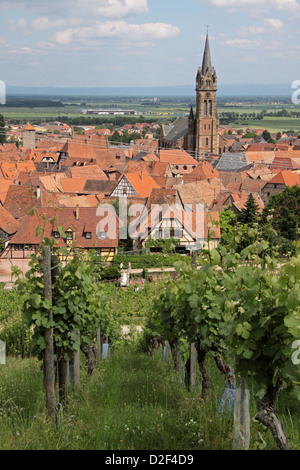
[1, 97, 300, 133]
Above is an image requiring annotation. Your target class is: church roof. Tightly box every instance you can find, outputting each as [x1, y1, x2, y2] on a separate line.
[162, 116, 189, 143]
[202, 33, 213, 75]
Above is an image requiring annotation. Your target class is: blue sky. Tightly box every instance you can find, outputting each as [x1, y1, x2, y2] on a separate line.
[0, 0, 299, 89]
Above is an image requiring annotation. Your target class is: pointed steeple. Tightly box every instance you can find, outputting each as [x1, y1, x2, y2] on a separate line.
[201, 32, 213, 75]
[188, 105, 194, 120]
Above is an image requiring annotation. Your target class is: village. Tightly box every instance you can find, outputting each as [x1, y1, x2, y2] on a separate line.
[0, 33, 299, 285]
[0, 110, 299, 279]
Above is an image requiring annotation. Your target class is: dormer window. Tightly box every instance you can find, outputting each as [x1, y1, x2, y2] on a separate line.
[53, 231, 60, 239]
[85, 232, 92, 239]
[66, 231, 73, 240]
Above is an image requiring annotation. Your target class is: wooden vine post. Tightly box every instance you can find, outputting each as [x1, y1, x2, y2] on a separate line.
[189, 343, 197, 391]
[42, 245, 56, 420]
[97, 328, 103, 363]
[69, 331, 81, 389]
[232, 378, 250, 450]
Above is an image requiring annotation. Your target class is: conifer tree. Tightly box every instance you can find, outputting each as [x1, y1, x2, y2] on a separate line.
[238, 193, 260, 226]
[0, 114, 6, 144]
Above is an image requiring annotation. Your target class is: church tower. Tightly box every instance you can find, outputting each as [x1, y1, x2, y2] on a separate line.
[195, 32, 219, 159]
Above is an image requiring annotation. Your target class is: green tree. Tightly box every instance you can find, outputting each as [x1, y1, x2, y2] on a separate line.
[238, 193, 260, 227]
[263, 186, 300, 242]
[0, 114, 6, 144]
[262, 129, 275, 144]
[219, 205, 237, 246]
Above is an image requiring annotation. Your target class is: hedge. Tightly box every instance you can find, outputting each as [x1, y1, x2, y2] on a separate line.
[112, 253, 191, 269]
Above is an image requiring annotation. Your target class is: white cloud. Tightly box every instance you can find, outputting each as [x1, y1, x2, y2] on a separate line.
[32, 17, 68, 31]
[220, 36, 283, 51]
[1, 0, 149, 18]
[238, 18, 284, 36]
[54, 20, 180, 45]
[31, 16, 83, 31]
[86, 0, 149, 18]
[10, 18, 28, 30]
[220, 38, 263, 49]
[210, 0, 299, 11]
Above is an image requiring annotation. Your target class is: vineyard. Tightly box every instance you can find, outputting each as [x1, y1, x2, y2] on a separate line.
[0, 232, 299, 451]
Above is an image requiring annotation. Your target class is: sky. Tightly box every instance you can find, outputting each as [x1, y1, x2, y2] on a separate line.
[0, 0, 300, 89]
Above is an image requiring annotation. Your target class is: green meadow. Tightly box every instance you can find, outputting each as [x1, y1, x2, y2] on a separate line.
[0, 346, 299, 451]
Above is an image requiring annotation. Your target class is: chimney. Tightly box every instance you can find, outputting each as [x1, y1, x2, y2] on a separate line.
[76, 207, 79, 220]
[36, 185, 41, 199]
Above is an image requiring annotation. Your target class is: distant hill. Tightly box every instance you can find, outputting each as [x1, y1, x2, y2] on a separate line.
[5, 83, 293, 98]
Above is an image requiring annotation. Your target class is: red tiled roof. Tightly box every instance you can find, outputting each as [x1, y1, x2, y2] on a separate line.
[60, 178, 88, 193]
[3, 185, 41, 219]
[9, 207, 120, 249]
[268, 170, 300, 186]
[270, 156, 300, 171]
[0, 206, 21, 234]
[23, 123, 35, 131]
[159, 149, 198, 166]
[70, 165, 108, 180]
[124, 171, 160, 198]
[184, 161, 219, 182]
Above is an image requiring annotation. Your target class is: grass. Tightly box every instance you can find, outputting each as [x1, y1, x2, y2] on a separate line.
[0, 345, 299, 451]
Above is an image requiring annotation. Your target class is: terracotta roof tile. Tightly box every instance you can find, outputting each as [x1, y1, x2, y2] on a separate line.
[9, 207, 120, 249]
[60, 178, 88, 193]
[268, 170, 300, 186]
[0, 206, 21, 234]
[3, 185, 41, 219]
[23, 123, 35, 131]
[159, 149, 198, 166]
[124, 171, 160, 198]
[70, 165, 108, 180]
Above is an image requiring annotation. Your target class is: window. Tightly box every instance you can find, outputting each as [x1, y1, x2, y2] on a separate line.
[205, 138, 209, 146]
[53, 231, 60, 239]
[66, 231, 73, 240]
[14, 244, 22, 250]
[99, 232, 107, 240]
[174, 229, 183, 239]
[85, 232, 92, 239]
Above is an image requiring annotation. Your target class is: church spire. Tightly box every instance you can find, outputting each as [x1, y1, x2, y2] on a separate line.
[201, 31, 213, 75]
